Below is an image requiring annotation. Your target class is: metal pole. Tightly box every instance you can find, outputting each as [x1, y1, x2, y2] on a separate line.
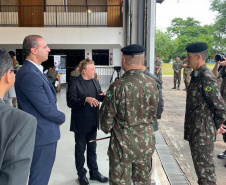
[138, 0, 144, 46]
[146, 0, 156, 74]
[124, 0, 131, 46]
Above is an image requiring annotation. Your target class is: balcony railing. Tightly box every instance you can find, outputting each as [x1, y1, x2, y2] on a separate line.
[0, 5, 123, 27]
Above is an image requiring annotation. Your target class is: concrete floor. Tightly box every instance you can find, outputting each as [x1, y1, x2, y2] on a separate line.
[48, 84, 167, 185]
[159, 76, 226, 185]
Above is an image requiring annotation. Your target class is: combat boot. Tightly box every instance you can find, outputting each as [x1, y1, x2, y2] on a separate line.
[177, 85, 180, 90]
[172, 84, 176, 89]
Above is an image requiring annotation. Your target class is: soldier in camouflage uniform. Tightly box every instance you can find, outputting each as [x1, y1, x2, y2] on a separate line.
[70, 65, 80, 77]
[172, 56, 183, 90]
[212, 57, 226, 164]
[182, 55, 192, 91]
[154, 55, 162, 82]
[184, 42, 226, 185]
[100, 44, 159, 185]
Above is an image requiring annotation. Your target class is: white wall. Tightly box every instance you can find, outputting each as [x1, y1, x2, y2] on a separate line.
[113, 48, 122, 66]
[0, 27, 123, 45]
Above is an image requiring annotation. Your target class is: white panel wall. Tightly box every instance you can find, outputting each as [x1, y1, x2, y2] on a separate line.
[113, 48, 122, 66]
[0, 27, 123, 45]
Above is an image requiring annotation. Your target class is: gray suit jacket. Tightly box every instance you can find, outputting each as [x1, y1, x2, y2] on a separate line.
[0, 98, 37, 185]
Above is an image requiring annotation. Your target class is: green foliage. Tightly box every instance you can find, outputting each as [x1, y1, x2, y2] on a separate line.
[210, 0, 226, 51]
[155, 29, 175, 62]
[155, 17, 215, 60]
[155, 2, 225, 63]
[168, 17, 214, 58]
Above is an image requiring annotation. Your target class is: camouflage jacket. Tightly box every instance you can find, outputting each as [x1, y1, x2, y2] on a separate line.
[100, 69, 159, 162]
[47, 68, 58, 79]
[172, 61, 183, 72]
[184, 64, 226, 144]
[155, 60, 162, 74]
[183, 61, 192, 74]
[70, 69, 80, 77]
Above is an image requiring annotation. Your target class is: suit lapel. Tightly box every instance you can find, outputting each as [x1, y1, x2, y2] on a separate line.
[24, 60, 56, 95]
[0, 98, 4, 104]
[92, 79, 100, 96]
[40, 73, 56, 95]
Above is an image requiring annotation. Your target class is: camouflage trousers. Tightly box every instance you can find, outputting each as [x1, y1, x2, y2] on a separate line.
[183, 72, 191, 88]
[155, 72, 162, 83]
[189, 142, 216, 185]
[109, 153, 152, 185]
[174, 72, 181, 86]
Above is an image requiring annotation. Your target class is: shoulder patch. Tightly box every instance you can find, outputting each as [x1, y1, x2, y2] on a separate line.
[106, 90, 113, 99]
[204, 85, 213, 92]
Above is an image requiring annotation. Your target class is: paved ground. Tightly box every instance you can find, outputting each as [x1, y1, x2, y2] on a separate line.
[48, 75, 226, 185]
[49, 84, 169, 185]
[159, 76, 226, 185]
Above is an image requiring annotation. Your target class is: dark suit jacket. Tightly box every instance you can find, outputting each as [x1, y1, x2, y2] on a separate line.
[15, 60, 65, 146]
[0, 98, 37, 185]
[67, 75, 104, 133]
[143, 69, 164, 131]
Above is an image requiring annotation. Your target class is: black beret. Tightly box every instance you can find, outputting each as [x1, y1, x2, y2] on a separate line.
[121, 44, 145, 55]
[8, 51, 15, 56]
[176, 55, 180, 58]
[186, 42, 208, 53]
[182, 55, 186, 60]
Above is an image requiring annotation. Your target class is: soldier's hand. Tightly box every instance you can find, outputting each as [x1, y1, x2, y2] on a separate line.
[85, 97, 99, 107]
[217, 124, 226, 134]
[99, 92, 106, 96]
[219, 57, 226, 66]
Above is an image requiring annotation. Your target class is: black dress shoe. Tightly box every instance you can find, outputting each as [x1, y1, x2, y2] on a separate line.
[217, 150, 226, 159]
[78, 176, 90, 185]
[90, 171, 109, 183]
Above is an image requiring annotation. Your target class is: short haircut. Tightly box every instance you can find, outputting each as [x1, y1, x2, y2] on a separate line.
[79, 58, 94, 73]
[199, 50, 208, 61]
[124, 54, 144, 65]
[23, 35, 43, 57]
[0, 49, 13, 80]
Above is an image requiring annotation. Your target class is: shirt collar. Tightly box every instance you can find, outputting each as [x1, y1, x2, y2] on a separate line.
[0, 96, 5, 103]
[191, 64, 207, 78]
[27, 59, 44, 73]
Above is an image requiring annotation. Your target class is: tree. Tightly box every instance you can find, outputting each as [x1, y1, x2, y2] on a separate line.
[155, 29, 175, 62]
[210, 0, 226, 51]
[166, 17, 214, 59]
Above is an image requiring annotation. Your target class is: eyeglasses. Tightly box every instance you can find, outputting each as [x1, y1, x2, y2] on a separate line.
[0, 68, 14, 77]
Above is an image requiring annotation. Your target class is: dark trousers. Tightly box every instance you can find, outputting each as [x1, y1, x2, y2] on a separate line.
[28, 142, 57, 185]
[75, 127, 98, 177]
[174, 71, 181, 86]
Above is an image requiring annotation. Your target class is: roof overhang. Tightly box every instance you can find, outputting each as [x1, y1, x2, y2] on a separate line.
[157, 0, 164, 4]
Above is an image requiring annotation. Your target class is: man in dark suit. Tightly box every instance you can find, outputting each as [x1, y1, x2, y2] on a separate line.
[15, 35, 65, 185]
[141, 58, 164, 184]
[0, 49, 37, 185]
[67, 59, 108, 185]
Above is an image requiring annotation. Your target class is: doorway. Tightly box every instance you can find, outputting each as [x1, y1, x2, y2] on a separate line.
[18, 0, 44, 27]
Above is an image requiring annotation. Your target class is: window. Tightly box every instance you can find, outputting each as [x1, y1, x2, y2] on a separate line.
[92, 50, 109, 65]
